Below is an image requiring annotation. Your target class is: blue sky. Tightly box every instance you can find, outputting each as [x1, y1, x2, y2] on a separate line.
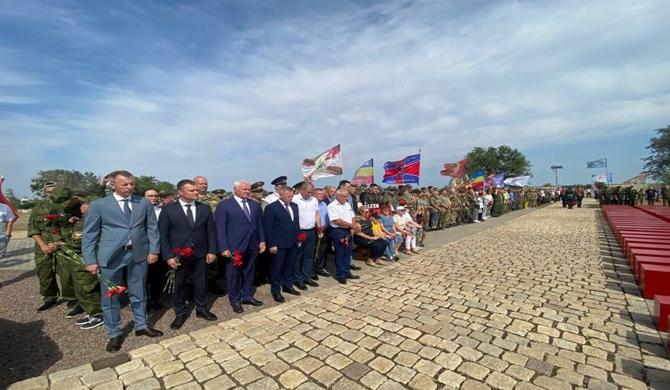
[1, 0, 669, 196]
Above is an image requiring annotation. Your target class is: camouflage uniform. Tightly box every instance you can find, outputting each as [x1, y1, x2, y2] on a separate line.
[65, 217, 102, 316]
[27, 187, 76, 304]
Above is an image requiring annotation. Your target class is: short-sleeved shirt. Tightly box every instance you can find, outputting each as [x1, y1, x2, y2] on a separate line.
[393, 213, 413, 229]
[293, 194, 319, 229]
[0, 203, 14, 239]
[327, 200, 354, 228]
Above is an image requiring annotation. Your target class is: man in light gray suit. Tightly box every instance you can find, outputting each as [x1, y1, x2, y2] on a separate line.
[82, 170, 163, 352]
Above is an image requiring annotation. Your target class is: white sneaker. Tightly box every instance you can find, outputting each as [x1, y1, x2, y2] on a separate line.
[80, 316, 104, 330]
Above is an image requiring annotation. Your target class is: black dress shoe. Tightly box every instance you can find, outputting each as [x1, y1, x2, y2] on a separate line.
[196, 310, 217, 321]
[294, 283, 307, 290]
[272, 293, 285, 303]
[350, 264, 362, 271]
[135, 328, 164, 338]
[241, 298, 263, 306]
[106, 336, 123, 352]
[305, 280, 319, 287]
[311, 275, 319, 281]
[336, 277, 347, 284]
[171, 314, 188, 330]
[37, 298, 58, 312]
[232, 304, 244, 313]
[283, 287, 301, 296]
[316, 269, 331, 277]
[346, 274, 361, 279]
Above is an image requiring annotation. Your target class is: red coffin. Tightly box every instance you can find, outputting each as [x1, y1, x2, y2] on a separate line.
[654, 295, 670, 331]
[640, 264, 670, 299]
[634, 257, 670, 281]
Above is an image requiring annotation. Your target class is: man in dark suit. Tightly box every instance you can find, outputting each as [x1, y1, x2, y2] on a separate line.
[263, 187, 302, 303]
[159, 179, 218, 330]
[82, 170, 163, 352]
[215, 180, 266, 313]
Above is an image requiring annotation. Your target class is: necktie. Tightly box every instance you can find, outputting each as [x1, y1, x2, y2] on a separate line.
[242, 199, 251, 220]
[122, 199, 132, 223]
[185, 204, 195, 226]
[284, 202, 292, 220]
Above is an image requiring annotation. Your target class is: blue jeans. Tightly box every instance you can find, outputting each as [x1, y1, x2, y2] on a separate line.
[383, 238, 394, 258]
[294, 229, 316, 284]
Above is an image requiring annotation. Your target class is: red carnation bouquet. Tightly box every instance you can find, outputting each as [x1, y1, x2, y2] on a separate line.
[164, 247, 194, 293]
[297, 232, 307, 247]
[232, 250, 243, 268]
[339, 234, 351, 248]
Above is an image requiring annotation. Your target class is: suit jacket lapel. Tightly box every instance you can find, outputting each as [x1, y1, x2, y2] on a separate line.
[107, 194, 128, 225]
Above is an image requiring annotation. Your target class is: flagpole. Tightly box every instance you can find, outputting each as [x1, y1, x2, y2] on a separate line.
[604, 158, 608, 184]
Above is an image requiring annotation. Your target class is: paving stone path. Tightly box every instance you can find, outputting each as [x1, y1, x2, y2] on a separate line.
[9, 200, 669, 389]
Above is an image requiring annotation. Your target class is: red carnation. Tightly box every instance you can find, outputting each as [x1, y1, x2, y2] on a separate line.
[45, 213, 58, 221]
[173, 247, 193, 259]
[297, 232, 307, 242]
[232, 250, 243, 268]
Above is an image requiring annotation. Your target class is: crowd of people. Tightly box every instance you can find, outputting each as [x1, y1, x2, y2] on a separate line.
[596, 185, 669, 206]
[23, 171, 551, 352]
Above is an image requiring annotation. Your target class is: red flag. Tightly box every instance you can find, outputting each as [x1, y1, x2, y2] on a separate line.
[440, 158, 468, 178]
[0, 177, 19, 220]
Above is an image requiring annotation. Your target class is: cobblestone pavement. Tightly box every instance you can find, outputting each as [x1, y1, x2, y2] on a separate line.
[9, 200, 670, 389]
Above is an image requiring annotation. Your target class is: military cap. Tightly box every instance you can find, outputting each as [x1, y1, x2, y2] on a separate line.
[293, 181, 305, 190]
[158, 190, 174, 197]
[370, 183, 379, 188]
[271, 176, 287, 186]
[212, 189, 226, 195]
[251, 181, 264, 192]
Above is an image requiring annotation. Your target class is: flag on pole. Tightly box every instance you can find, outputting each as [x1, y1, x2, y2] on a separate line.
[0, 176, 19, 220]
[440, 158, 468, 178]
[586, 158, 607, 169]
[503, 176, 532, 187]
[485, 172, 505, 189]
[592, 174, 607, 183]
[351, 159, 374, 185]
[622, 173, 647, 185]
[469, 170, 486, 190]
[382, 154, 421, 184]
[301, 145, 343, 180]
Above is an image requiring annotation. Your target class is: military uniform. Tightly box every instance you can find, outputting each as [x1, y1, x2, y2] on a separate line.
[66, 216, 102, 317]
[262, 176, 287, 210]
[28, 186, 77, 306]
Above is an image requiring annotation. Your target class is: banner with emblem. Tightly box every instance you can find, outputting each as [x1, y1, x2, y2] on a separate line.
[301, 144, 343, 180]
[382, 153, 421, 184]
[440, 158, 468, 178]
[351, 159, 374, 185]
[622, 173, 647, 185]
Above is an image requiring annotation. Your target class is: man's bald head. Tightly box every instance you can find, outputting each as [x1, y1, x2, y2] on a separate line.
[193, 176, 208, 194]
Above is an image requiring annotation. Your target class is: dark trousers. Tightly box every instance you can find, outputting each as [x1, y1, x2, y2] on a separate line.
[172, 256, 207, 315]
[147, 259, 167, 304]
[226, 250, 257, 305]
[271, 246, 297, 294]
[314, 227, 331, 271]
[353, 237, 387, 259]
[331, 228, 352, 279]
[294, 229, 316, 284]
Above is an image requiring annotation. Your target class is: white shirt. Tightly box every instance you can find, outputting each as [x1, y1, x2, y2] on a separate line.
[179, 199, 196, 222]
[293, 194, 318, 229]
[327, 200, 354, 228]
[0, 203, 13, 239]
[393, 213, 413, 229]
[153, 205, 162, 219]
[262, 192, 279, 206]
[113, 192, 133, 212]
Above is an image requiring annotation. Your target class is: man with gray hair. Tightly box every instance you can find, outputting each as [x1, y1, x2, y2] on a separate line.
[215, 180, 266, 313]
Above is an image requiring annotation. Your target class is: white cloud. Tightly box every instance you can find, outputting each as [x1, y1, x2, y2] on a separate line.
[2, 0, 670, 194]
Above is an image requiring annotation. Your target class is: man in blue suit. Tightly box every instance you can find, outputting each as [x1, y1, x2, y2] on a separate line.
[82, 170, 163, 352]
[263, 187, 302, 303]
[215, 180, 266, 313]
[159, 179, 218, 330]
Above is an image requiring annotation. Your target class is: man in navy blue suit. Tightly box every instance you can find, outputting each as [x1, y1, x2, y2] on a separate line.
[263, 187, 302, 303]
[215, 180, 266, 313]
[159, 179, 218, 330]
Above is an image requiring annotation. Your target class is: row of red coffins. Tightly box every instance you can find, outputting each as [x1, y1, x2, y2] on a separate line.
[601, 205, 670, 341]
[636, 204, 670, 223]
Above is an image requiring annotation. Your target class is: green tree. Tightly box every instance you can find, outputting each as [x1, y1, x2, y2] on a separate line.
[643, 125, 670, 183]
[3, 188, 21, 209]
[30, 169, 102, 196]
[466, 145, 532, 177]
[133, 175, 175, 196]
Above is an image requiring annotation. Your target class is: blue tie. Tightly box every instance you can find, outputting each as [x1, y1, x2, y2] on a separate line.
[242, 199, 251, 221]
[122, 199, 132, 223]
